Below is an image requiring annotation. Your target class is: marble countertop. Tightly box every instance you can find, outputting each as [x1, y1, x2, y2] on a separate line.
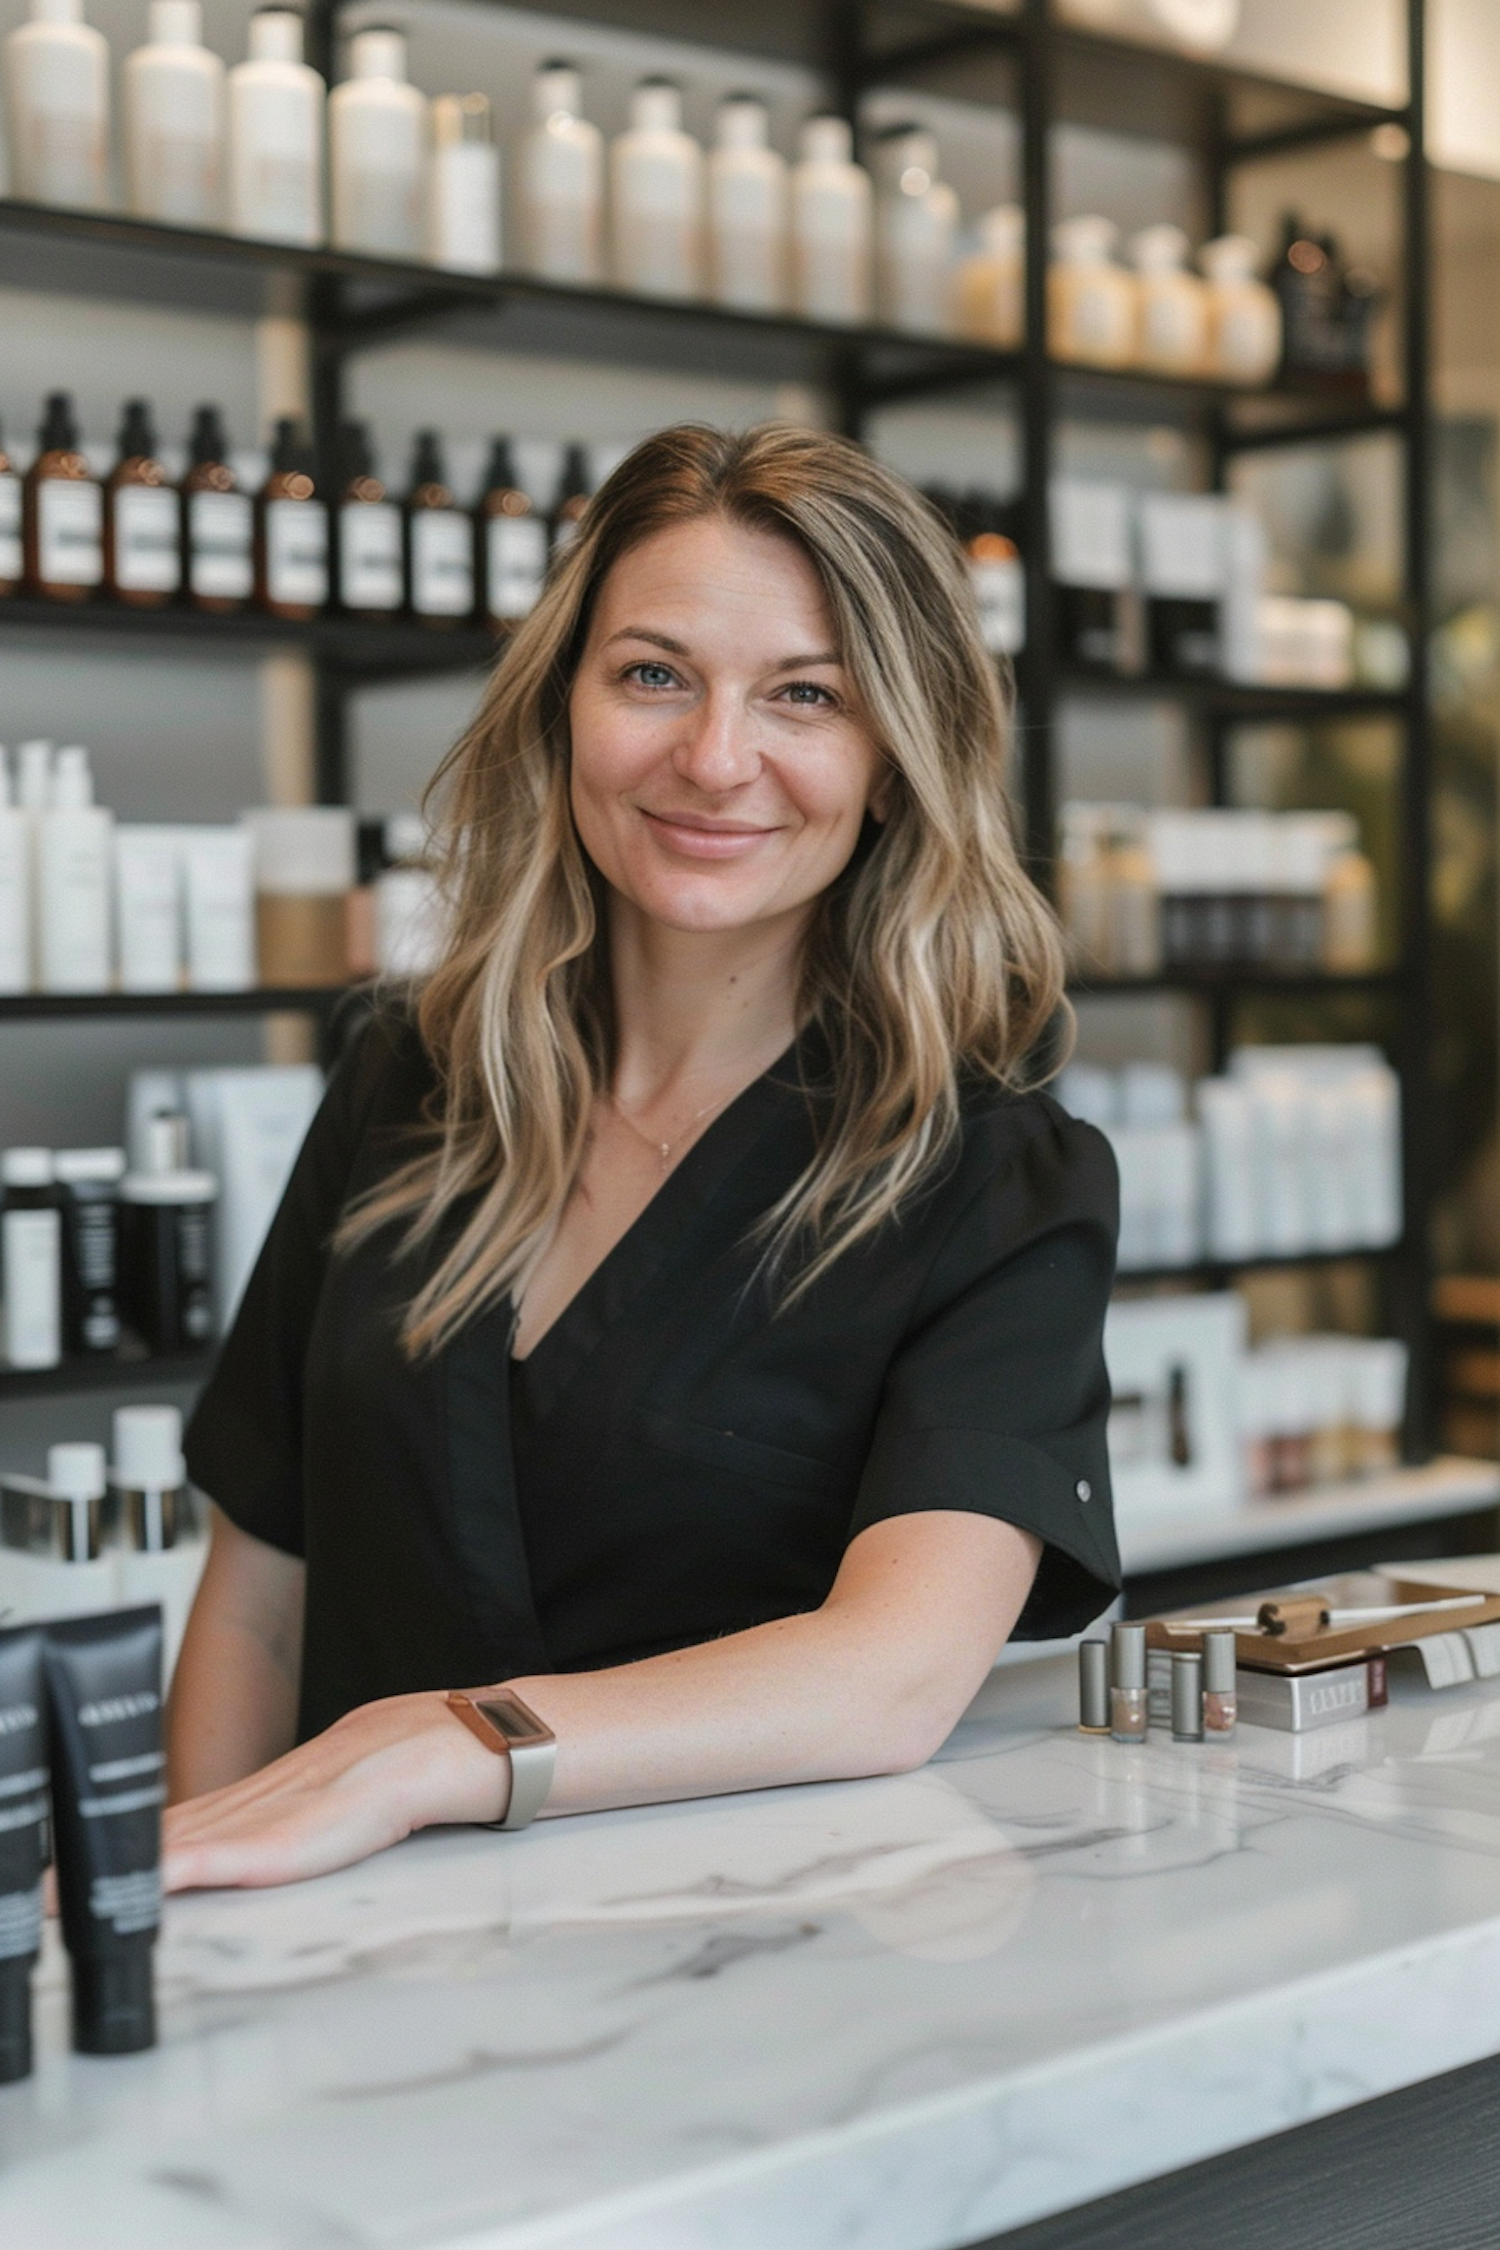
[8, 1653, 1500, 2250]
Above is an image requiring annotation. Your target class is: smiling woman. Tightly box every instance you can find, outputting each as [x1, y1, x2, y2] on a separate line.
[164, 423, 1120, 1894]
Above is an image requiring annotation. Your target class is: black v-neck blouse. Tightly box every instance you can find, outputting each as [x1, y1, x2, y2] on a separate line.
[185, 1011, 1121, 1741]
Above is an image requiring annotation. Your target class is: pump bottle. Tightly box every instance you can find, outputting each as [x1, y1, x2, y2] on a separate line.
[1128, 223, 1208, 376]
[23, 392, 102, 603]
[550, 443, 591, 558]
[405, 430, 473, 622]
[4, 0, 110, 210]
[0, 752, 30, 994]
[255, 416, 326, 618]
[873, 122, 957, 335]
[123, 0, 223, 228]
[37, 744, 112, 992]
[105, 399, 180, 607]
[1199, 235, 1282, 386]
[0, 424, 21, 595]
[610, 77, 703, 300]
[1049, 214, 1137, 367]
[476, 436, 547, 625]
[2, 1150, 61, 1370]
[335, 420, 403, 613]
[329, 25, 428, 261]
[181, 405, 252, 611]
[226, 7, 324, 246]
[515, 59, 603, 285]
[956, 204, 1024, 347]
[427, 92, 499, 273]
[789, 114, 872, 325]
[706, 94, 786, 314]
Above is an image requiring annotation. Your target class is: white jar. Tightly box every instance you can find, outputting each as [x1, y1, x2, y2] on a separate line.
[123, 0, 223, 228]
[227, 7, 324, 246]
[1048, 214, 1136, 367]
[1127, 223, 1208, 375]
[955, 203, 1024, 348]
[789, 113, 871, 325]
[610, 77, 703, 300]
[4, 0, 110, 211]
[873, 123, 957, 336]
[427, 92, 499, 273]
[1199, 234, 1282, 386]
[515, 59, 602, 285]
[329, 25, 428, 261]
[706, 93, 786, 314]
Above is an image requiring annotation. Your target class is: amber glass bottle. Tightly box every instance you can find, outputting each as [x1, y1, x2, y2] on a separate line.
[335, 420, 403, 615]
[476, 435, 547, 627]
[106, 399, 181, 608]
[405, 429, 473, 624]
[255, 416, 328, 620]
[549, 441, 591, 558]
[182, 406, 253, 613]
[23, 391, 104, 603]
[0, 420, 20, 597]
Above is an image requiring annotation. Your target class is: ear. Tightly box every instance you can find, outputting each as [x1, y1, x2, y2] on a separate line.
[867, 760, 898, 825]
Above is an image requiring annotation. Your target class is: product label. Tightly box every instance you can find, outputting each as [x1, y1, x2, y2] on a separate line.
[113, 485, 181, 594]
[37, 479, 103, 589]
[340, 501, 404, 610]
[0, 471, 21, 582]
[2, 1207, 61, 1369]
[241, 153, 319, 244]
[188, 489, 253, 599]
[486, 514, 547, 620]
[0, 1882, 42, 1962]
[266, 497, 328, 608]
[411, 510, 473, 616]
[970, 555, 1025, 657]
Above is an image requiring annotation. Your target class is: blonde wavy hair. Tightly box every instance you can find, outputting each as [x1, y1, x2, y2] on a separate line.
[344, 421, 1068, 1355]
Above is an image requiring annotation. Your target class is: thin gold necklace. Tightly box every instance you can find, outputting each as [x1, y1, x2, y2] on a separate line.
[609, 1085, 736, 1172]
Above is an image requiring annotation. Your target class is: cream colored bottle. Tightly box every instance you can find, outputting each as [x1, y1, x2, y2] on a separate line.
[226, 7, 324, 246]
[427, 92, 500, 273]
[515, 59, 602, 284]
[789, 113, 871, 325]
[1199, 235, 1282, 386]
[873, 122, 958, 335]
[123, 0, 224, 228]
[956, 203, 1024, 347]
[1048, 214, 1136, 367]
[706, 93, 786, 314]
[610, 77, 703, 300]
[4, 0, 109, 210]
[1128, 222, 1208, 375]
[329, 25, 428, 260]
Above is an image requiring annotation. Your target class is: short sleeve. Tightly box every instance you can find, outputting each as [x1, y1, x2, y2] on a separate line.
[847, 1104, 1121, 1639]
[183, 1011, 415, 1558]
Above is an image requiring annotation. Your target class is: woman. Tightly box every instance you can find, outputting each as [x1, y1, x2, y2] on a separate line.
[165, 422, 1119, 1892]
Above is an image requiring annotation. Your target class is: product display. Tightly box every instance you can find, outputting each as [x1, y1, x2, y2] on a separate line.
[1241, 1334, 1409, 1494]
[226, 5, 324, 246]
[118, 1108, 215, 1351]
[2, 1149, 61, 1371]
[405, 430, 474, 621]
[244, 804, 356, 984]
[427, 92, 500, 274]
[1199, 235, 1282, 384]
[1077, 1637, 1109, 1733]
[550, 442, 592, 556]
[515, 57, 603, 284]
[105, 399, 180, 605]
[334, 419, 403, 613]
[1271, 215, 1379, 394]
[789, 114, 871, 324]
[1049, 215, 1136, 367]
[4, 0, 109, 210]
[1201, 1630, 1237, 1736]
[477, 435, 548, 624]
[955, 204, 1024, 347]
[0, 751, 30, 993]
[256, 415, 327, 618]
[1170, 1648, 1204, 1741]
[23, 390, 102, 600]
[329, 25, 427, 260]
[706, 93, 786, 313]
[0, 1625, 45, 2085]
[1109, 1620, 1148, 1741]
[54, 1146, 122, 1354]
[38, 745, 112, 991]
[0, 422, 22, 594]
[181, 404, 252, 609]
[873, 122, 957, 336]
[123, 0, 223, 228]
[610, 77, 704, 301]
[1128, 224, 1208, 375]
[183, 1063, 322, 1328]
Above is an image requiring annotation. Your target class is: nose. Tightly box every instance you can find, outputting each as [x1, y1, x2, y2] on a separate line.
[671, 687, 760, 794]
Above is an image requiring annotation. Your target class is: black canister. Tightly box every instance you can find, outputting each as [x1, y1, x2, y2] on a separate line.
[119, 1113, 216, 1353]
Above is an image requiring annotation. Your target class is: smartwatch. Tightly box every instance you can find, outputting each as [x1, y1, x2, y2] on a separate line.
[445, 1689, 556, 1830]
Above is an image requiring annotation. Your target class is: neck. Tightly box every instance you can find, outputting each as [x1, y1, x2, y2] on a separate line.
[606, 894, 806, 1105]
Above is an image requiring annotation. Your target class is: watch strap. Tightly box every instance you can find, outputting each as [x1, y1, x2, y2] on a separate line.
[445, 1690, 556, 1830]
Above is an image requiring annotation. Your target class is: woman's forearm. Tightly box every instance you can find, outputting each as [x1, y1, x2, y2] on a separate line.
[167, 1505, 306, 1801]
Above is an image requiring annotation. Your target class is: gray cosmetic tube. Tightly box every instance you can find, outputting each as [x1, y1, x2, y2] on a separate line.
[41, 1606, 165, 2056]
[0, 1624, 48, 2082]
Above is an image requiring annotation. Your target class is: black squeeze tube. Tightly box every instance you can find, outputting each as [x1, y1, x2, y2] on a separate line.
[0, 1625, 48, 2082]
[41, 1607, 165, 2056]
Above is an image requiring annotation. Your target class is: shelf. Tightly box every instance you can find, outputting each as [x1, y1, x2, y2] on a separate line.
[1119, 1458, 1500, 1576]
[1116, 1245, 1401, 1289]
[1053, 672, 1408, 720]
[0, 985, 358, 1021]
[0, 1346, 213, 1401]
[0, 596, 498, 680]
[1072, 968, 1399, 998]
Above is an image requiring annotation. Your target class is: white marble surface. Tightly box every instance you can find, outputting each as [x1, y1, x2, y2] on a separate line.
[9, 1656, 1500, 2248]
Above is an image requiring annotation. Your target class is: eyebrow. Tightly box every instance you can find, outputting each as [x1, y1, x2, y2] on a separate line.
[602, 627, 843, 670]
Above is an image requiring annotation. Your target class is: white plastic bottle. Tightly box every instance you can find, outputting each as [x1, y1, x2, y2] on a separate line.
[789, 114, 871, 325]
[0, 752, 30, 995]
[427, 92, 499, 273]
[1199, 235, 1282, 386]
[123, 0, 224, 228]
[706, 93, 786, 314]
[2, 1149, 62, 1370]
[1128, 223, 1208, 375]
[515, 59, 603, 285]
[873, 122, 958, 336]
[37, 743, 113, 992]
[1048, 214, 1137, 367]
[955, 203, 1024, 347]
[226, 7, 325, 246]
[4, 0, 110, 210]
[610, 77, 703, 301]
[329, 25, 428, 261]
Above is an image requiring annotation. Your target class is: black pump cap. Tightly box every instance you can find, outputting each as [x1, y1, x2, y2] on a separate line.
[482, 434, 518, 493]
[116, 398, 158, 464]
[269, 415, 314, 478]
[37, 390, 80, 454]
[188, 404, 229, 465]
[71, 1947, 156, 2056]
[409, 428, 446, 491]
[338, 419, 376, 483]
[0, 1958, 34, 2084]
[556, 441, 590, 502]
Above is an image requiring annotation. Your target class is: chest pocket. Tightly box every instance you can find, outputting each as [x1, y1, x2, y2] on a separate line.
[630, 1409, 845, 1497]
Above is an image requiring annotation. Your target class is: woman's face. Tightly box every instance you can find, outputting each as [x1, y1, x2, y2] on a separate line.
[568, 515, 889, 941]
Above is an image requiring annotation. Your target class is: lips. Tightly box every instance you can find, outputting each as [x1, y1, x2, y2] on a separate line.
[640, 809, 779, 860]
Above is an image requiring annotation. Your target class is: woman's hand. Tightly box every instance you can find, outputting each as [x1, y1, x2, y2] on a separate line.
[162, 1692, 509, 1893]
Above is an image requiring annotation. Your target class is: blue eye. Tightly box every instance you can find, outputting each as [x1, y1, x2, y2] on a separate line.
[780, 680, 834, 707]
[625, 661, 679, 689]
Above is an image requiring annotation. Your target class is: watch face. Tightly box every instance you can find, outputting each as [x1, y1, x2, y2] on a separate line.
[474, 1695, 552, 1750]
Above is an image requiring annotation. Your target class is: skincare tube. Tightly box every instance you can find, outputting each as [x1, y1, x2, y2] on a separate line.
[41, 1606, 164, 2056]
[0, 1625, 47, 2083]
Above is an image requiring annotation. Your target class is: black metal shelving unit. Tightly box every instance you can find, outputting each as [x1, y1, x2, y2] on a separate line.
[0, 0, 1440, 1484]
